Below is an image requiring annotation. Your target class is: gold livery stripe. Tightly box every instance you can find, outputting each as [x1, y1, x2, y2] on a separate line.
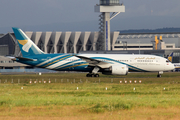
[18, 40, 28, 45]
[58, 63, 89, 70]
[43, 55, 72, 68]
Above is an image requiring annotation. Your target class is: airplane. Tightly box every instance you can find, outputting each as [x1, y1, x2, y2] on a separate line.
[173, 63, 180, 72]
[167, 52, 180, 72]
[12, 27, 175, 78]
[167, 52, 173, 62]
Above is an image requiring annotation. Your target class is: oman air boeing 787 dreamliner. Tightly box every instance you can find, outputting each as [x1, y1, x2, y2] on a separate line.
[12, 28, 174, 77]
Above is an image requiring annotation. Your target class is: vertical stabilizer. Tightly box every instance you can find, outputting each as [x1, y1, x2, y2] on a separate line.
[168, 52, 173, 62]
[12, 27, 44, 57]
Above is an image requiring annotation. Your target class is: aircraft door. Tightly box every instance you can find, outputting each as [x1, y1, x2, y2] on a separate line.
[130, 58, 138, 67]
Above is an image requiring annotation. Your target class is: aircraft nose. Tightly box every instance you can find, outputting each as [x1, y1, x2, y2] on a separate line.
[169, 63, 175, 70]
[165, 63, 175, 71]
[172, 64, 175, 70]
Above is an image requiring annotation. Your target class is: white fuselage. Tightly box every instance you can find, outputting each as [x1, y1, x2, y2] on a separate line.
[17, 53, 175, 73]
[74, 54, 175, 72]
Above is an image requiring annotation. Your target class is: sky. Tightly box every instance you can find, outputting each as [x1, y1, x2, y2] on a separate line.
[1, 0, 180, 33]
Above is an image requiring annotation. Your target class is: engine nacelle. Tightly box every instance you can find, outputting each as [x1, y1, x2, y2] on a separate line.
[102, 64, 129, 75]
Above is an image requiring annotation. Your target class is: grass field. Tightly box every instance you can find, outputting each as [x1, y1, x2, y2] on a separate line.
[0, 72, 180, 120]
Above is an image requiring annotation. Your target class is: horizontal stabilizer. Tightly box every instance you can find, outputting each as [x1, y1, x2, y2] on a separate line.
[16, 57, 34, 61]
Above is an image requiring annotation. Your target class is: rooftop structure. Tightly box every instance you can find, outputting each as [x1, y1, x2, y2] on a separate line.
[95, 0, 125, 51]
[0, 31, 119, 56]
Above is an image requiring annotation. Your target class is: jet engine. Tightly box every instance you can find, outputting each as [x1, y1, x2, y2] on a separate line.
[102, 64, 129, 75]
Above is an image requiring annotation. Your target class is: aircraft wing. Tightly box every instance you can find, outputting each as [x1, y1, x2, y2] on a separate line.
[75, 55, 111, 68]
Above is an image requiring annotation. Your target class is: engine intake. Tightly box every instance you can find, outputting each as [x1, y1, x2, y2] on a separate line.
[102, 64, 129, 75]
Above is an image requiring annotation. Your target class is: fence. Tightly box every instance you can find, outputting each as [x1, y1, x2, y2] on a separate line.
[0, 78, 142, 84]
[0, 68, 57, 73]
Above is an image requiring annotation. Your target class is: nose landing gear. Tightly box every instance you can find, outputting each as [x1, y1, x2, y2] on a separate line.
[157, 71, 163, 78]
[157, 74, 162, 78]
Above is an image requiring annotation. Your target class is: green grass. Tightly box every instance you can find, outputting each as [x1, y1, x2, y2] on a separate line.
[0, 72, 180, 120]
[0, 72, 180, 114]
[0, 72, 180, 83]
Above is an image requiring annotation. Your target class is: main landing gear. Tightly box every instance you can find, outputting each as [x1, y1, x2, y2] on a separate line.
[86, 73, 99, 77]
[86, 66, 100, 77]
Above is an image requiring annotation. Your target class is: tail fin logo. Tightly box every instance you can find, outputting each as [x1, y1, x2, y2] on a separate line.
[168, 52, 173, 62]
[18, 40, 28, 45]
[18, 39, 32, 52]
[168, 56, 172, 62]
[13, 27, 44, 56]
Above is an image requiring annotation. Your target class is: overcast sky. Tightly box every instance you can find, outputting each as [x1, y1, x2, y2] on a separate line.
[1, 0, 180, 33]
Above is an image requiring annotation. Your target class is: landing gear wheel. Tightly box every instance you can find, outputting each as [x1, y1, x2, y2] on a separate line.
[157, 74, 162, 78]
[94, 74, 99, 77]
[86, 74, 91, 77]
[86, 73, 99, 77]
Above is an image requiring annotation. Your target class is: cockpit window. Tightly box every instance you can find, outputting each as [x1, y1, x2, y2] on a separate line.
[166, 60, 169, 63]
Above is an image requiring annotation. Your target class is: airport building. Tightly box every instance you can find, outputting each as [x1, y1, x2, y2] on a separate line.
[0, 31, 120, 56]
[115, 32, 180, 51]
[1, 31, 180, 60]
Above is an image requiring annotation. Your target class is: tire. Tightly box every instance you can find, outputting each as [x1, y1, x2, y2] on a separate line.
[86, 74, 91, 77]
[157, 74, 161, 78]
[95, 74, 99, 77]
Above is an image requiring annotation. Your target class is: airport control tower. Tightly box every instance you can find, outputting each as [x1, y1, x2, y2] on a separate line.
[95, 0, 125, 50]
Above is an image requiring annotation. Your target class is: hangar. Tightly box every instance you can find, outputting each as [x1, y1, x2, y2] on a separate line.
[1, 31, 180, 56]
[0, 31, 119, 56]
